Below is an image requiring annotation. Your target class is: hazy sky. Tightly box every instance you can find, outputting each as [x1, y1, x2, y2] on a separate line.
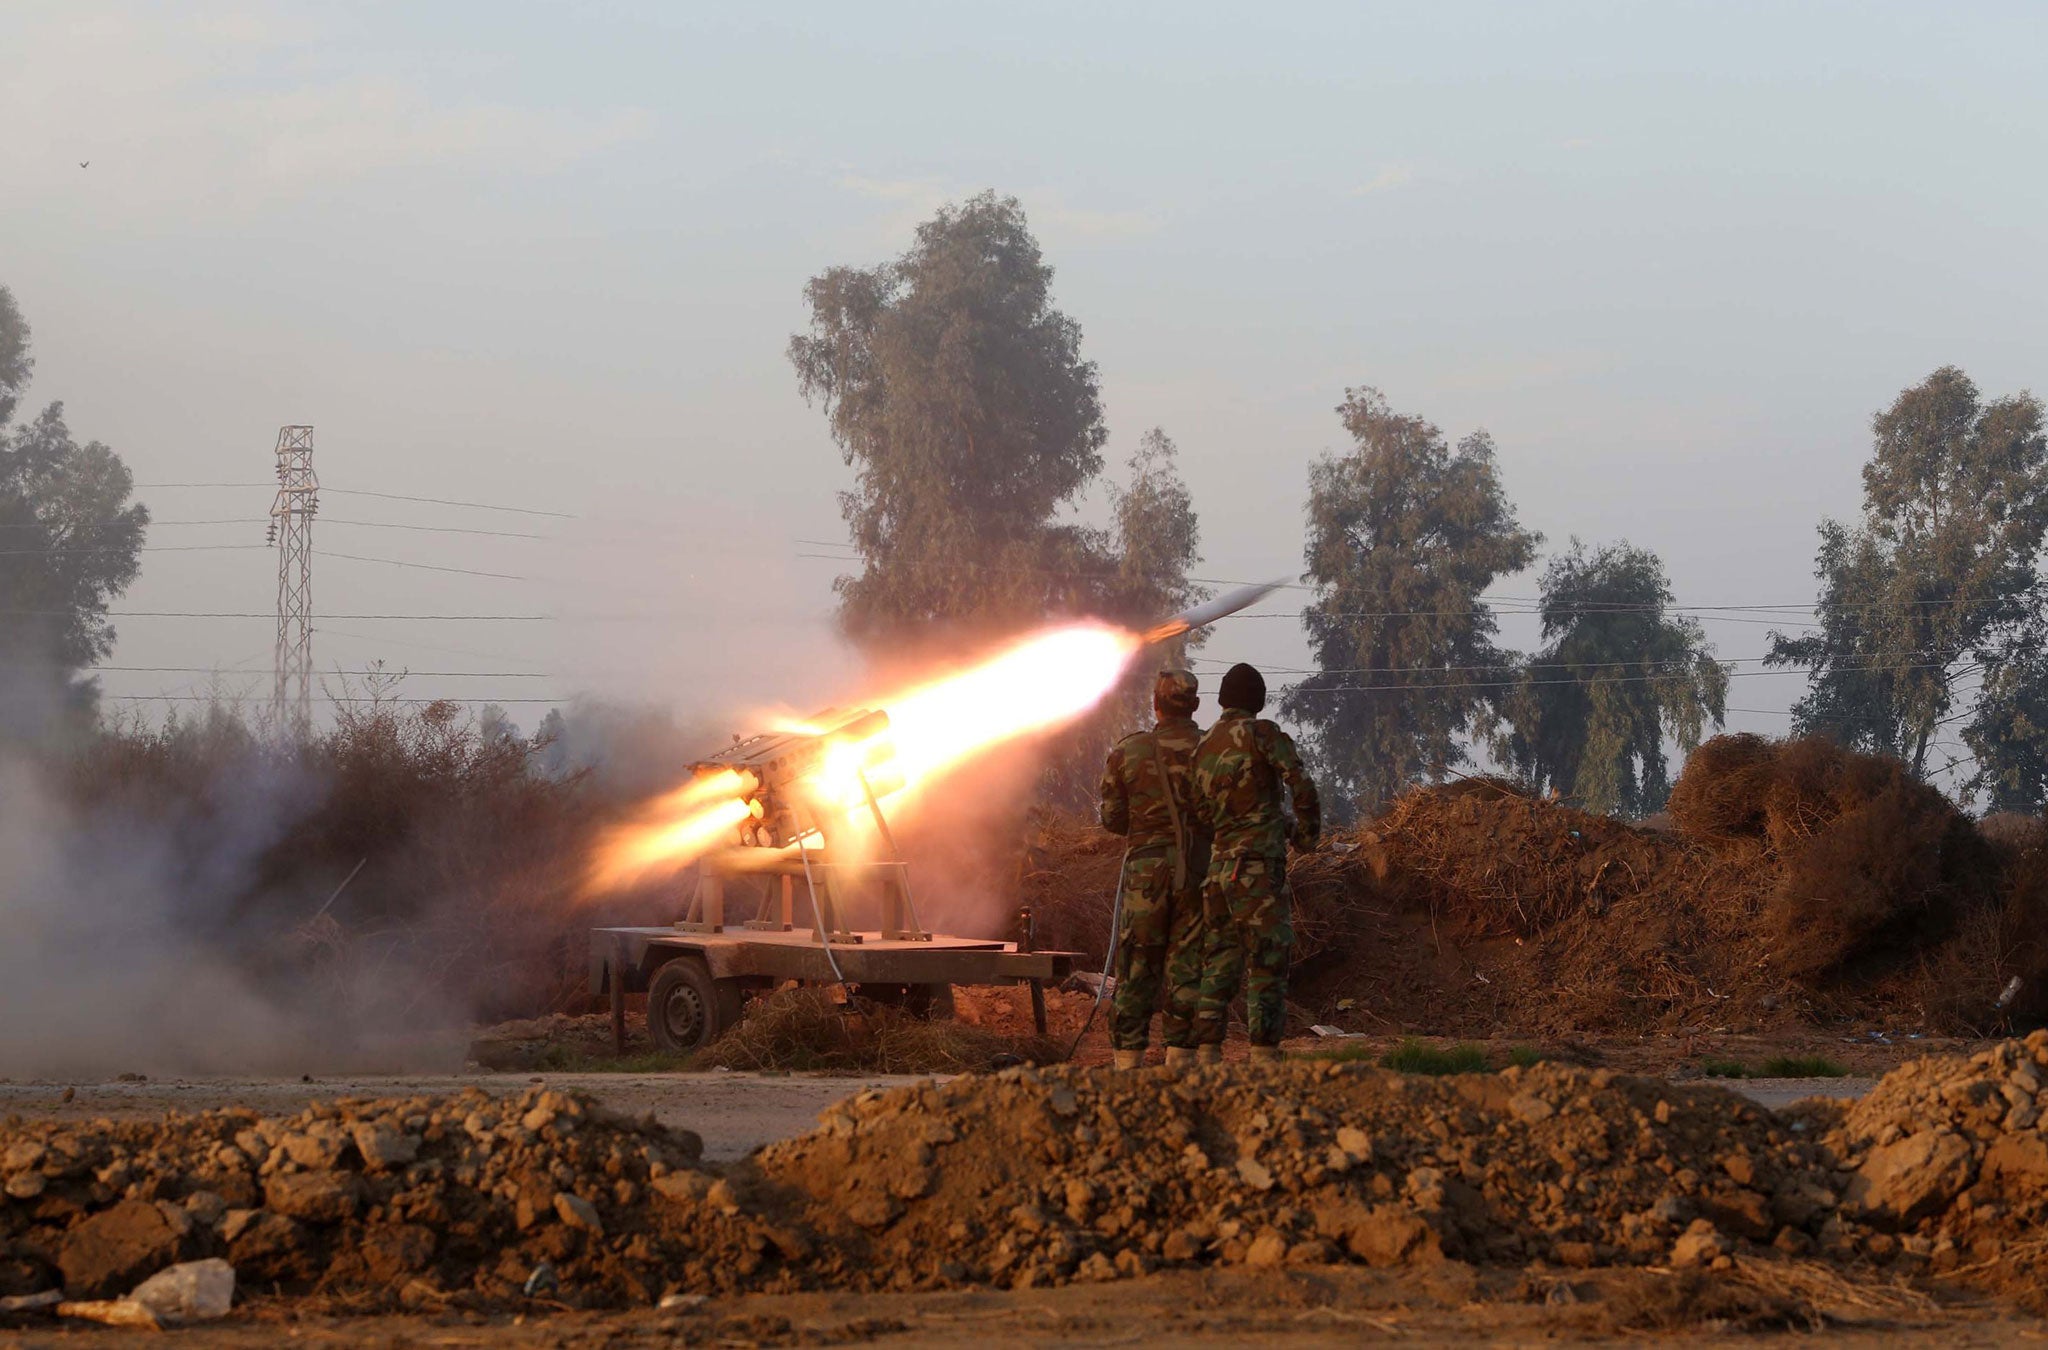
[7, 1, 2047, 766]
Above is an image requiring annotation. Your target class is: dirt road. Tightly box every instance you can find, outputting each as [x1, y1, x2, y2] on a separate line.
[0, 1068, 1871, 1161]
[0, 1070, 928, 1162]
[0, 1265, 2031, 1346]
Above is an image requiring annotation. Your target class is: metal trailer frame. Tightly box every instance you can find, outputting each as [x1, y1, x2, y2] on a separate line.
[588, 708, 1078, 1053]
[590, 858, 1076, 1053]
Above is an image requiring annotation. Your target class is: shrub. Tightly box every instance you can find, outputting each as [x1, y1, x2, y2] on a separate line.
[1756, 1055, 1849, 1078]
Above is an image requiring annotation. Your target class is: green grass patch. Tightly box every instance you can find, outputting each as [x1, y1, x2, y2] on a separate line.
[1293, 1041, 1548, 1073]
[1699, 1058, 1750, 1079]
[1380, 1039, 1491, 1075]
[1756, 1054, 1850, 1079]
[525, 1045, 696, 1073]
[1291, 1041, 1380, 1064]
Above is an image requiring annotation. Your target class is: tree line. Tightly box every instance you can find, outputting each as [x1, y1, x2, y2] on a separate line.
[786, 193, 2048, 820]
[3, 195, 2044, 823]
[0, 284, 149, 743]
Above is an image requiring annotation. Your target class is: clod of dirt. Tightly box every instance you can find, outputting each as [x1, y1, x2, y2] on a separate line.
[57, 1199, 189, 1299]
[1815, 1030, 2048, 1311]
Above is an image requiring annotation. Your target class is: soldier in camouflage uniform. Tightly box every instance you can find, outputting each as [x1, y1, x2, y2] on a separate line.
[1191, 663, 1320, 1066]
[1097, 669, 1211, 1070]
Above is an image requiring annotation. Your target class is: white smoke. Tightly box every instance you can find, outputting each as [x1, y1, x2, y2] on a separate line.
[0, 750, 462, 1078]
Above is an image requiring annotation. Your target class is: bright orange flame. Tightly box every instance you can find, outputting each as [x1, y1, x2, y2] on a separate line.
[879, 622, 1137, 800]
[585, 621, 1140, 892]
[585, 770, 753, 894]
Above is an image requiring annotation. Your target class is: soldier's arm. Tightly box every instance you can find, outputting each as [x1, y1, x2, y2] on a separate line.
[1099, 744, 1131, 836]
[1266, 725, 1322, 848]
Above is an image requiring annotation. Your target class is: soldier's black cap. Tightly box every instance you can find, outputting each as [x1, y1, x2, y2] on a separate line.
[1153, 669, 1199, 717]
[1219, 663, 1266, 714]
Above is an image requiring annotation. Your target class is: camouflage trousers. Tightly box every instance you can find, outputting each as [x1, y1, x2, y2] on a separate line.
[1110, 847, 1206, 1051]
[1193, 853, 1293, 1049]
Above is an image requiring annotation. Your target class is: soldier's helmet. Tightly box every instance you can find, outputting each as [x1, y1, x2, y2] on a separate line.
[1219, 662, 1267, 714]
[1153, 668, 1200, 718]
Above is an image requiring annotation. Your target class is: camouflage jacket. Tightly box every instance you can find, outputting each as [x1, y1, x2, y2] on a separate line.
[1099, 715, 1206, 855]
[1194, 709, 1322, 859]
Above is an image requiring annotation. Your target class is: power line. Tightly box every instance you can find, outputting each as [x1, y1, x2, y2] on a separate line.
[0, 544, 269, 556]
[1278, 659, 1964, 697]
[797, 546, 2040, 621]
[315, 623, 550, 668]
[316, 549, 526, 581]
[0, 609, 555, 620]
[66, 665, 553, 677]
[320, 487, 574, 519]
[93, 693, 568, 704]
[1190, 646, 1979, 677]
[23, 517, 549, 539]
[0, 518, 252, 529]
[320, 518, 547, 539]
[131, 482, 573, 518]
[1254, 610, 1825, 629]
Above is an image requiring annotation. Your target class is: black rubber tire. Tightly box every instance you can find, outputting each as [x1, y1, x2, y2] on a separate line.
[646, 958, 742, 1053]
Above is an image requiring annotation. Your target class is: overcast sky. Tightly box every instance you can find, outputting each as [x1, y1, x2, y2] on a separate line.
[6, 1, 2047, 764]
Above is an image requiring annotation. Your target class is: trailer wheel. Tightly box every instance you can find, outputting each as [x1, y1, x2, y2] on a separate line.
[646, 958, 741, 1053]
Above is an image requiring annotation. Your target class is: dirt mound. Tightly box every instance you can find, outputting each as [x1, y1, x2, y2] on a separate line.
[693, 988, 1060, 1075]
[1991, 848, 2048, 1021]
[1286, 782, 1776, 1035]
[1271, 737, 2033, 1036]
[745, 1057, 1820, 1289]
[1017, 813, 1125, 960]
[6, 1038, 2048, 1315]
[0, 1086, 793, 1312]
[1352, 782, 1672, 939]
[1663, 735, 2004, 1003]
[1666, 732, 1777, 846]
[1770, 783, 1985, 982]
[1812, 1030, 2048, 1310]
[1979, 811, 2045, 854]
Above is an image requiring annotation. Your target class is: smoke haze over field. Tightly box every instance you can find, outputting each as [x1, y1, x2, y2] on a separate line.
[0, 753, 402, 1077]
[0, 691, 699, 1076]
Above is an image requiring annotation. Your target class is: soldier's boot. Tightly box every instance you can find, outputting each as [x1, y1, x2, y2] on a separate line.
[1162, 1046, 1194, 1071]
[1246, 1045, 1282, 1067]
[1196, 1043, 1222, 1066]
[1112, 1049, 1144, 1071]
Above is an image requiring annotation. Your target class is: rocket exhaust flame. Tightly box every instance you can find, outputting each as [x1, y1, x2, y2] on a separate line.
[586, 622, 1137, 892]
[586, 795, 754, 894]
[587, 580, 1282, 895]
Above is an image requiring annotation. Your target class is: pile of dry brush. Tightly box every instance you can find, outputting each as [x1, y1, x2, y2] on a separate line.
[1024, 735, 2048, 1038]
[692, 987, 1061, 1075]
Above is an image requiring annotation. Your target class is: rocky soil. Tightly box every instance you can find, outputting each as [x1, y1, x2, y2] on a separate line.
[0, 1086, 797, 1311]
[4, 1034, 2047, 1321]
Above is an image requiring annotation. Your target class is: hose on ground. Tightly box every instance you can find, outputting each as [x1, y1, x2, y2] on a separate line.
[1064, 847, 1128, 1061]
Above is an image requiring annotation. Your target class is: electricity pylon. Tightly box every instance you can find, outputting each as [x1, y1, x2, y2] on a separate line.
[266, 425, 317, 734]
